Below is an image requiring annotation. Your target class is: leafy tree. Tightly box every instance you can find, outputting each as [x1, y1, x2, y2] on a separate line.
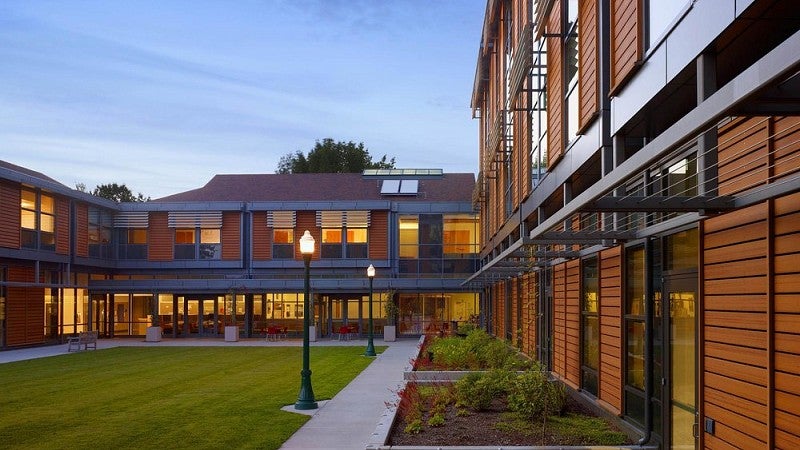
[276, 138, 396, 174]
[77, 182, 150, 202]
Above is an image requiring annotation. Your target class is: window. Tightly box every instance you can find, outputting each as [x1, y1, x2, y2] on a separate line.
[443, 215, 479, 255]
[346, 228, 367, 258]
[581, 257, 599, 396]
[174, 228, 220, 259]
[20, 188, 55, 251]
[317, 211, 369, 259]
[564, 0, 580, 144]
[399, 216, 419, 259]
[273, 228, 294, 259]
[625, 246, 646, 426]
[88, 208, 112, 258]
[321, 228, 343, 258]
[119, 228, 147, 259]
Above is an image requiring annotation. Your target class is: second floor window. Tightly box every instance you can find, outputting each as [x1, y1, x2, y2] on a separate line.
[88, 208, 112, 258]
[175, 228, 220, 259]
[273, 228, 294, 259]
[20, 189, 55, 251]
[118, 228, 147, 259]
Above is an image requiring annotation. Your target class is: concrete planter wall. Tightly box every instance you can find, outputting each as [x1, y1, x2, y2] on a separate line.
[145, 326, 162, 342]
[224, 326, 239, 342]
[383, 325, 396, 342]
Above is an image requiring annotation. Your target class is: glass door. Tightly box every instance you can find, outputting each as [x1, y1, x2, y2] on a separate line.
[663, 275, 698, 450]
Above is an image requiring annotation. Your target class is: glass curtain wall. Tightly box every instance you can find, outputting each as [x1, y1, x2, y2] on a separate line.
[397, 292, 479, 335]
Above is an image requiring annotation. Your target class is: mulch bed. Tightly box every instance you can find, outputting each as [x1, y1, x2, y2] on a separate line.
[388, 395, 631, 447]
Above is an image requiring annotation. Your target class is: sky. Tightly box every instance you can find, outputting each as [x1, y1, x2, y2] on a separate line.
[0, 0, 485, 199]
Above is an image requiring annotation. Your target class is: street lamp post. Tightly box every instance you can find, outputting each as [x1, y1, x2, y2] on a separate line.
[364, 264, 376, 357]
[295, 230, 318, 410]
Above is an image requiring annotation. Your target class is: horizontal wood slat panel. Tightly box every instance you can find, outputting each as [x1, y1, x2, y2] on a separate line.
[221, 212, 241, 260]
[76, 203, 88, 257]
[368, 210, 388, 259]
[252, 211, 270, 260]
[147, 212, 172, 261]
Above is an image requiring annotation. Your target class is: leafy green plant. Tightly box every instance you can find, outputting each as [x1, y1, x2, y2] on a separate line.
[427, 412, 445, 427]
[507, 364, 566, 422]
[404, 418, 423, 434]
[454, 369, 513, 411]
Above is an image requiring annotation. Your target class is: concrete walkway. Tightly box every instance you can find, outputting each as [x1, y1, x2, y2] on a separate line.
[0, 336, 420, 450]
[280, 338, 418, 450]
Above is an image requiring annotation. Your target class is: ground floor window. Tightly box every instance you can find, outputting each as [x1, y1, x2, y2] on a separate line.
[396, 292, 478, 335]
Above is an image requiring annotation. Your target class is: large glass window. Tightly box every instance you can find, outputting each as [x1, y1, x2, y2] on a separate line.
[400, 214, 478, 275]
[346, 228, 368, 258]
[399, 216, 419, 259]
[273, 228, 294, 259]
[625, 246, 646, 426]
[581, 257, 599, 396]
[20, 189, 56, 251]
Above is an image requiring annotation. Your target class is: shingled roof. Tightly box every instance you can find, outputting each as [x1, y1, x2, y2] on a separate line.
[152, 172, 475, 203]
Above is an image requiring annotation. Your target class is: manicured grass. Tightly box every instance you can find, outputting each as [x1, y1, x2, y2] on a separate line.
[0, 346, 382, 449]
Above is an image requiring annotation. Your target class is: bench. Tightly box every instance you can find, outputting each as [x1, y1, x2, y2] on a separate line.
[67, 330, 99, 352]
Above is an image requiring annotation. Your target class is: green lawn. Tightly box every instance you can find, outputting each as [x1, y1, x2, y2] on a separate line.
[0, 346, 381, 450]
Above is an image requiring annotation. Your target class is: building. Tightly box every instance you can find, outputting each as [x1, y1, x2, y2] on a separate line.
[0, 161, 479, 346]
[470, 0, 799, 448]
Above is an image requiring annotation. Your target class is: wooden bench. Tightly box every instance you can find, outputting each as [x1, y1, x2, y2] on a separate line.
[67, 330, 98, 352]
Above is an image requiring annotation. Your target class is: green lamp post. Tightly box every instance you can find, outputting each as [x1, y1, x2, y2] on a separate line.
[364, 264, 376, 357]
[295, 230, 318, 410]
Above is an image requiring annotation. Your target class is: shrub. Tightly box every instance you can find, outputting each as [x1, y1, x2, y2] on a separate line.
[454, 368, 514, 411]
[506, 365, 566, 420]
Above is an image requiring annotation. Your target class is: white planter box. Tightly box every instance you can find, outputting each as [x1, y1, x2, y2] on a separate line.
[145, 326, 162, 342]
[225, 326, 240, 342]
[383, 325, 396, 342]
[309, 325, 317, 342]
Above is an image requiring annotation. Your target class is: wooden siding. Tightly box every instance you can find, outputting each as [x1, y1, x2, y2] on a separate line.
[773, 116, 800, 182]
[546, 0, 564, 169]
[5, 265, 44, 347]
[221, 211, 241, 260]
[0, 181, 20, 249]
[76, 203, 89, 257]
[717, 117, 770, 196]
[703, 202, 768, 449]
[565, 259, 580, 389]
[554, 263, 567, 379]
[520, 272, 538, 356]
[55, 197, 70, 255]
[511, 278, 519, 344]
[599, 246, 622, 414]
[609, 0, 641, 93]
[252, 211, 271, 260]
[294, 211, 319, 260]
[702, 194, 800, 448]
[368, 210, 388, 260]
[772, 192, 800, 448]
[578, 0, 599, 131]
[147, 212, 172, 261]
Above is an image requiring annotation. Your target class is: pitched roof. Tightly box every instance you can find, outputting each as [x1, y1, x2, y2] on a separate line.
[0, 160, 66, 187]
[153, 172, 475, 203]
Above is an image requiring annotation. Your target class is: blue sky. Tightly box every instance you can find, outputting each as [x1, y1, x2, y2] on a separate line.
[0, 0, 485, 198]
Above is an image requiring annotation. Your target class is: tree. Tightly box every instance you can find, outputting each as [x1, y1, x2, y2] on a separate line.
[79, 182, 150, 202]
[276, 138, 396, 174]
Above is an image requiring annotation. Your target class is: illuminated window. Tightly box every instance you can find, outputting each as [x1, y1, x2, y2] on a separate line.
[20, 189, 56, 251]
[273, 228, 294, 259]
[399, 216, 419, 259]
[174, 228, 220, 259]
[443, 215, 479, 255]
[119, 228, 147, 259]
[581, 257, 599, 396]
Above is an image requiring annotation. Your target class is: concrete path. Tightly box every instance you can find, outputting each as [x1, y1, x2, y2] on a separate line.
[279, 338, 418, 450]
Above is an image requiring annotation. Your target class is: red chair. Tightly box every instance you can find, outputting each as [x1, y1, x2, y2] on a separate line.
[337, 326, 350, 341]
